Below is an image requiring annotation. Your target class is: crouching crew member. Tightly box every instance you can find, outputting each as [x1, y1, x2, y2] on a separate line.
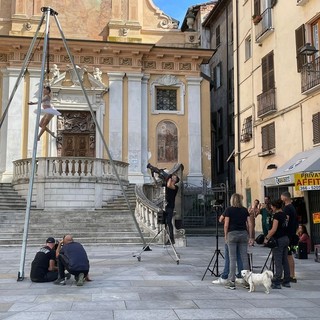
[54, 234, 90, 286]
[30, 237, 58, 282]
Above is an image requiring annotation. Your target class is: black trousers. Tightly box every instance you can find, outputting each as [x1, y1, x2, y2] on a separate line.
[31, 270, 58, 282]
[164, 207, 174, 241]
[57, 254, 88, 279]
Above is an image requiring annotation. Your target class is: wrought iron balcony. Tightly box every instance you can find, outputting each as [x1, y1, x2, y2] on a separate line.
[257, 88, 276, 118]
[301, 56, 320, 94]
[255, 8, 274, 42]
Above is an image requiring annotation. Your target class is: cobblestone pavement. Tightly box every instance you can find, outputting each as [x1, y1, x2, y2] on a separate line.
[1, 237, 320, 320]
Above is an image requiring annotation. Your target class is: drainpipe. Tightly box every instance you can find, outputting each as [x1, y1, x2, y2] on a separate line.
[235, 0, 241, 171]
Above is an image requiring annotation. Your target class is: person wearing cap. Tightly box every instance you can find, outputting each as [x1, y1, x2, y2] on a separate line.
[30, 237, 58, 282]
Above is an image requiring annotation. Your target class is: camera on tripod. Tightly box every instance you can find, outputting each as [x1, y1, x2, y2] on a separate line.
[147, 163, 171, 184]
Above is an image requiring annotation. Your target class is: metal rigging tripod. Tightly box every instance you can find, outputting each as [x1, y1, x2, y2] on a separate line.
[133, 185, 180, 265]
[0, 7, 146, 281]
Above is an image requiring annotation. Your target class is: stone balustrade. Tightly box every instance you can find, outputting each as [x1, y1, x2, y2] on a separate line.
[12, 157, 129, 209]
[135, 183, 186, 247]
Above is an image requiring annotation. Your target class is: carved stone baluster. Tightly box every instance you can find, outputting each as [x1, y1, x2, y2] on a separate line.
[71, 159, 75, 176]
[61, 159, 66, 176]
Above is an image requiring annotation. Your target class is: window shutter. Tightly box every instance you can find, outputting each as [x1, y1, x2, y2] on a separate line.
[254, 0, 260, 16]
[262, 52, 274, 92]
[295, 25, 306, 72]
[313, 112, 320, 144]
[261, 122, 275, 152]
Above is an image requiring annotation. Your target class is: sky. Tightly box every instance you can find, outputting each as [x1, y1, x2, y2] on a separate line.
[152, 0, 200, 26]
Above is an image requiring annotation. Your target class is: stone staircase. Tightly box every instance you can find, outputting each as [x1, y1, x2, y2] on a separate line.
[0, 183, 151, 246]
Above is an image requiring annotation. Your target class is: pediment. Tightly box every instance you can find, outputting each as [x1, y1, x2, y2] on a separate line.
[49, 65, 108, 92]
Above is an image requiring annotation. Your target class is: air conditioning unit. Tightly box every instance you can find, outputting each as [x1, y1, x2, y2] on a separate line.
[297, 0, 309, 6]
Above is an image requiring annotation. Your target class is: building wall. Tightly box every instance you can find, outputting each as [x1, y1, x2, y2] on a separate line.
[0, 0, 214, 186]
[233, 0, 320, 233]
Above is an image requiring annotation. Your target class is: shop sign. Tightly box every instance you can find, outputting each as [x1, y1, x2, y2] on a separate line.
[313, 213, 320, 224]
[275, 175, 291, 185]
[294, 172, 320, 191]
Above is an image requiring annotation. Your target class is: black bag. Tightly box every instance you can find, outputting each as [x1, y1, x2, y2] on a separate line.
[265, 237, 278, 248]
[255, 234, 265, 245]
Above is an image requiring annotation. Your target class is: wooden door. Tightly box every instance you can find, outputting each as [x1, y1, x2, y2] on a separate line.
[62, 134, 92, 157]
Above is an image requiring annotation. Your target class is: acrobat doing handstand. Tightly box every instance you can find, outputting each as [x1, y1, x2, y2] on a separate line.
[28, 86, 61, 141]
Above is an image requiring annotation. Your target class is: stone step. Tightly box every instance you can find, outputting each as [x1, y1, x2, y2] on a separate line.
[0, 183, 150, 246]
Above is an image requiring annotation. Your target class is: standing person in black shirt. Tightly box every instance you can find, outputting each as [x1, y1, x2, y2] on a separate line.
[281, 191, 299, 283]
[164, 174, 180, 245]
[54, 234, 90, 286]
[264, 199, 290, 289]
[224, 193, 254, 290]
[30, 237, 58, 282]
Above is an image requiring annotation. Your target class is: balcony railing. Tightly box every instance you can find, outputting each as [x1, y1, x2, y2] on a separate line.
[255, 8, 273, 42]
[301, 57, 320, 93]
[257, 88, 276, 118]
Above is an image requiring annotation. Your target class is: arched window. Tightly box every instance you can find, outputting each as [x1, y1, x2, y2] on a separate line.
[157, 121, 178, 162]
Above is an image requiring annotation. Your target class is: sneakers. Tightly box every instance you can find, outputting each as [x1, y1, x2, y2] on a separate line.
[271, 283, 281, 289]
[225, 281, 236, 290]
[54, 278, 66, 285]
[65, 273, 71, 280]
[235, 277, 245, 284]
[290, 277, 297, 283]
[76, 273, 85, 286]
[212, 277, 227, 285]
[282, 282, 291, 288]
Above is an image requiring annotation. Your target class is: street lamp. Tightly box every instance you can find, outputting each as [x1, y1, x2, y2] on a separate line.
[299, 43, 318, 56]
[186, 11, 196, 31]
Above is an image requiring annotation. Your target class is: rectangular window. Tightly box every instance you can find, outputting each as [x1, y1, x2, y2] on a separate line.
[241, 116, 252, 142]
[216, 25, 221, 47]
[261, 122, 275, 152]
[213, 62, 222, 90]
[217, 144, 224, 174]
[313, 112, 320, 145]
[262, 51, 274, 92]
[245, 35, 252, 61]
[156, 88, 177, 111]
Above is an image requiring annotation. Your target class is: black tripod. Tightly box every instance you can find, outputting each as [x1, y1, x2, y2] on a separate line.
[202, 205, 224, 280]
[261, 248, 275, 273]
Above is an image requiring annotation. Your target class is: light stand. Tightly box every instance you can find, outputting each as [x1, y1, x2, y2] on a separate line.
[201, 205, 224, 280]
[133, 183, 180, 264]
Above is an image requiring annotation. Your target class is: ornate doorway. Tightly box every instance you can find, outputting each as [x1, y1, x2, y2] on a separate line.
[57, 111, 95, 157]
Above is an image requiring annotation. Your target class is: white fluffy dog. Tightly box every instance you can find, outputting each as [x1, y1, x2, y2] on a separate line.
[241, 269, 273, 294]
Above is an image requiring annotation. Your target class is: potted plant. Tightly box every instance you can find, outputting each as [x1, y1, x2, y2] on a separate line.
[252, 14, 262, 25]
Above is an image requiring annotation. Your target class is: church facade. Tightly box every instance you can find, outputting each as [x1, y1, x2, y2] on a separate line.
[0, 0, 213, 187]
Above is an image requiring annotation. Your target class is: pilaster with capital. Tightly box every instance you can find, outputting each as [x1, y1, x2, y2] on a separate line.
[108, 72, 125, 161]
[186, 77, 203, 186]
[127, 73, 145, 183]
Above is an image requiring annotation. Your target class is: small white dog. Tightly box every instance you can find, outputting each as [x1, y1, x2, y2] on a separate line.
[241, 269, 273, 294]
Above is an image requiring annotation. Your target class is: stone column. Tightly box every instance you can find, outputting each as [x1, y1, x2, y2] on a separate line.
[0, 68, 24, 182]
[186, 77, 203, 186]
[141, 75, 151, 183]
[107, 72, 125, 161]
[127, 73, 144, 184]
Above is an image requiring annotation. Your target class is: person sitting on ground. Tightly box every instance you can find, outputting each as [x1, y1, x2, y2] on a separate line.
[30, 237, 59, 282]
[297, 224, 311, 254]
[54, 234, 90, 286]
